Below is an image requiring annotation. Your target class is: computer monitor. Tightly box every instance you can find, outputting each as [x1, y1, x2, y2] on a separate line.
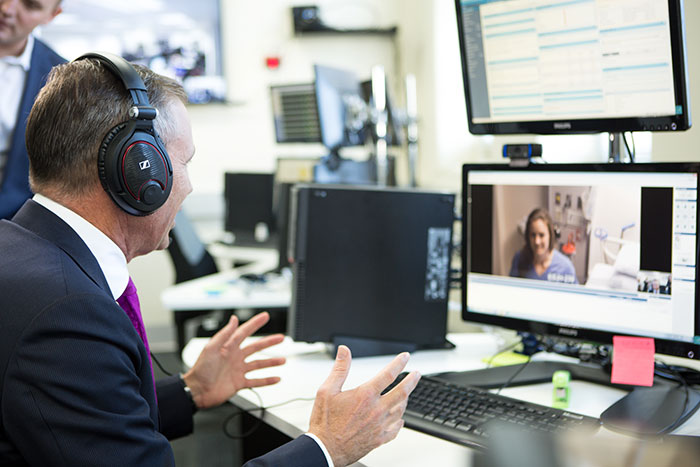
[287, 185, 456, 357]
[314, 64, 368, 154]
[223, 172, 275, 246]
[272, 75, 403, 147]
[360, 79, 404, 147]
[457, 162, 700, 433]
[270, 83, 321, 143]
[454, 0, 691, 135]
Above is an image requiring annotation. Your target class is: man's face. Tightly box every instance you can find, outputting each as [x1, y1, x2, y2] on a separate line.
[528, 218, 550, 259]
[133, 99, 194, 257]
[0, 0, 61, 55]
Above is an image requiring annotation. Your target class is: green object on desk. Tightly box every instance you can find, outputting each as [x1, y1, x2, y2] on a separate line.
[204, 283, 228, 295]
[482, 351, 530, 367]
[552, 370, 571, 409]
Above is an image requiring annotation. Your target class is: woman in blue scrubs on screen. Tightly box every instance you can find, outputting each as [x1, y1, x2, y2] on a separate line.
[509, 208, 578, 284]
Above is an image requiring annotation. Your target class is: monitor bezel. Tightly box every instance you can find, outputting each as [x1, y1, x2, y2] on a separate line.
[454, 0, 692, 135]
[461, 162, 700, 360]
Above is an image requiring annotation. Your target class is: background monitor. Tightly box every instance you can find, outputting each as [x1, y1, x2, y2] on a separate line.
[41, 0, 226, 104]
[288, 185, 456, 356]
[224, 172, 275, 246]
[314, 64, 368, 153]
[271, 68, 403, 155]
[360, 79, 404, 147]
[270, 83, 322, 143]
[454, 0, 691, 134]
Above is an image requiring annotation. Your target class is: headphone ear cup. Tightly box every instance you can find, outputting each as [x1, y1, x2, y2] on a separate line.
[98, 123, 127, 193]
[98, 121, 173, 216]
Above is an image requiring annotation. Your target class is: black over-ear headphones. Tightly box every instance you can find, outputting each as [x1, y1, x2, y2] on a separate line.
[75, 52, 173, 216]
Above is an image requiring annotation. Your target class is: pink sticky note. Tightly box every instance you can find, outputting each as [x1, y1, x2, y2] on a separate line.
[611, 336, 655, 387]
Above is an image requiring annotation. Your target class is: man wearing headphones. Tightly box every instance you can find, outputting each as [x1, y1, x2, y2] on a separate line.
[0, 0, 64, 220]
[0, 54, 420, 466]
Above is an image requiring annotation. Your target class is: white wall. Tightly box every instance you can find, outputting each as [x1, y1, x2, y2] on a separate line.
[132, 0, 700, 346]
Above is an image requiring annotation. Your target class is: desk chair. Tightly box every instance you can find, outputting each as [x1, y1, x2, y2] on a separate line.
[166, 210, 223, 353]
[168, 211, 219, 283]
[166, 210, 287, 354]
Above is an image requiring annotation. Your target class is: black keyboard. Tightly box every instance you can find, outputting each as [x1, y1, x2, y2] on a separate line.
[386, 373, 601, 450]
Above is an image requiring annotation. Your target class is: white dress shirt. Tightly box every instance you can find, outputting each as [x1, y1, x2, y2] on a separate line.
[33, 193, 129, 299]
[0, 35, 35, 182]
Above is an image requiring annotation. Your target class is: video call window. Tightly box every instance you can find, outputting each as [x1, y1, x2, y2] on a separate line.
[465, 168, 697, 344]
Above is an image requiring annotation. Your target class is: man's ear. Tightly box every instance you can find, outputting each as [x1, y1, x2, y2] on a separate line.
[44, 5, 62, 25]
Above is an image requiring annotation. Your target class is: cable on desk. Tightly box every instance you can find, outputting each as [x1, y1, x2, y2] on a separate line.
[495, 356, 532, 395]
[222, 388, 316, 440]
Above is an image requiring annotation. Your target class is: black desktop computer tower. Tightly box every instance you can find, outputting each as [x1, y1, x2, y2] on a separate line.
[288, 185, 455, 356]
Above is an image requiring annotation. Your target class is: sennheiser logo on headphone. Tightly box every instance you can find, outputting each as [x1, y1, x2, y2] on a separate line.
[139, 160, 151, 170]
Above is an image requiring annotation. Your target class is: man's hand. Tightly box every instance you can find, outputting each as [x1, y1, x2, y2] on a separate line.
[182, 312, 286, 410]
[308, 345, 421, 466]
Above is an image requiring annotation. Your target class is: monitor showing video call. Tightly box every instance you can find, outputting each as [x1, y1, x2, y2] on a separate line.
[462, 163, 700, 355]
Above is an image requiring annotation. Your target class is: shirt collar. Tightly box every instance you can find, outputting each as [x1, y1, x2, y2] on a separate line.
[1, 35, 34, 70]
[33, 193, 129, 299]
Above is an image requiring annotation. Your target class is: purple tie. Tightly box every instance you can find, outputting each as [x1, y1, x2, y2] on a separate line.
[117, 277, 155, 389]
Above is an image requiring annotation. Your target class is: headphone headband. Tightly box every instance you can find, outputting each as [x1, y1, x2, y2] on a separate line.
[76, 52, 152, 109]
[74, 52, 173, 216]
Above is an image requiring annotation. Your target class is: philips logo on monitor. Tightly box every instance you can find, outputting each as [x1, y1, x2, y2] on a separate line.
[558, 328, 578, 337]
[139, 160, 151, 170]
[553, 122, 572, 130]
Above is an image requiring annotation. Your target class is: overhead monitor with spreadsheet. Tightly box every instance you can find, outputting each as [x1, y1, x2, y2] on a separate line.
[454, 0, 691, 134]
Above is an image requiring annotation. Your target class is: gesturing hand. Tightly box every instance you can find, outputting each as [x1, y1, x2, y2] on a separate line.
[182, 312, 286, 410]
[308, 345, 421, 467]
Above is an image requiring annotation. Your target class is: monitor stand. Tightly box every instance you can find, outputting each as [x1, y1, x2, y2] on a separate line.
[430, 360, 700, 435]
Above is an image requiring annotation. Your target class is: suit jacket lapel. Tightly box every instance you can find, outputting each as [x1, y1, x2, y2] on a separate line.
[12, 200, 112, 295]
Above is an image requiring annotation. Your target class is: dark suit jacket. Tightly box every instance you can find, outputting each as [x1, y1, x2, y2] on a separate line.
[0, 39, 65, 220]
[0, 201, 327, 466]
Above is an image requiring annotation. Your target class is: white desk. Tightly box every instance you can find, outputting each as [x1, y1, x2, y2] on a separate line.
[162, 245, 286, 351]
[206, 243, 279, 268]
[161, 268, 290, 312]
[182, 332, 700, 466]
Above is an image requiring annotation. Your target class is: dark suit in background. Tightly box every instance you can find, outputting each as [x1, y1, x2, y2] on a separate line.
[0, 200, 326, 466]
[0, 39, 65, 220]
